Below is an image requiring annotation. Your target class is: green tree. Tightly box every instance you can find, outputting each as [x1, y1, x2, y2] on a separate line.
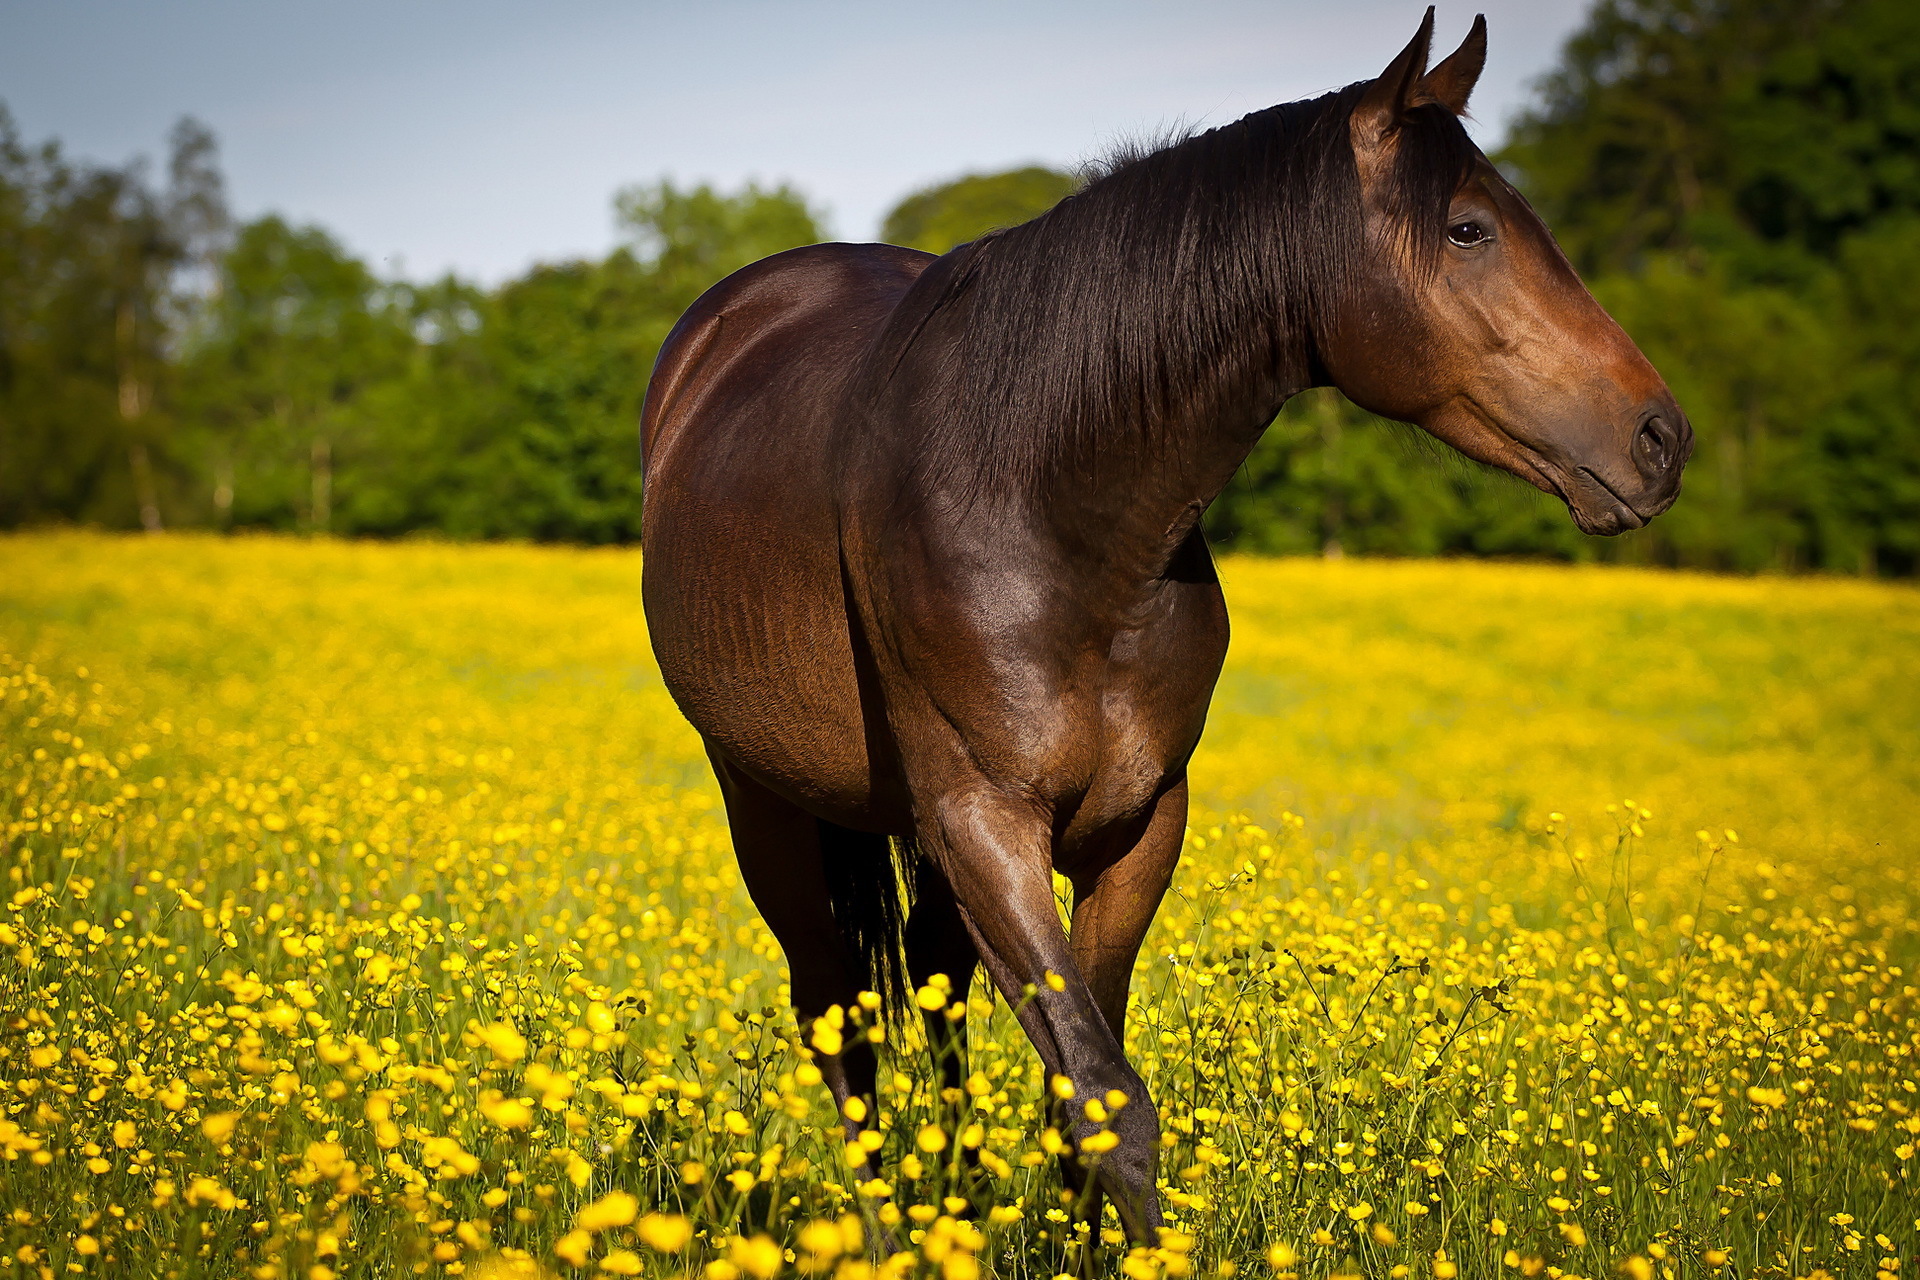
[1501, 0, 1920, 278]
[881, 166, 1079, 254]
[615, 179, 823, 313]
[177, 216, 412, 531]
[0, 106, 218, 531]
[385, 180, 824, 542]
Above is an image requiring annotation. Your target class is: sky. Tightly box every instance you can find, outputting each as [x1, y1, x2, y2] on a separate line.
[0, 0, 1589, 284]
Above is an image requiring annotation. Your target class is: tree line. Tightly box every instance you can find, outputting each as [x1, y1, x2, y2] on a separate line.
[4, 0, 1916, 572]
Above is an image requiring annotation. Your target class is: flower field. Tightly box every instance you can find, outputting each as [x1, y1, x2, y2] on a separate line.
[2, 532, 1917, 1280]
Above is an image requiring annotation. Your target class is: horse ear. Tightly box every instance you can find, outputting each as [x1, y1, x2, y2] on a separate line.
[1353, 6, 1436, 144]
[1418, 14, 1488, 115]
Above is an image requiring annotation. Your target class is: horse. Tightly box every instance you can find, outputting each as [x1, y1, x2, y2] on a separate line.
[638, 8, 1690, 1243]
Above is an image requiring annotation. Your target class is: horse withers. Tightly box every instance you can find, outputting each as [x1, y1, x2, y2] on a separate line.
[638, 8, 1689, 1244]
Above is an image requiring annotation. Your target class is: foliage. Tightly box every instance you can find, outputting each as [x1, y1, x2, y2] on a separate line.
[1500, 0, 1920, 276]
[1215, 0, 1920, 575]
[1205, 392, 1587, 562]
[0, 110, 224, 531]
[879, 167, 1079, 255]
[3, 534, 1918, 1278]
[1488, 0, 1920, 574]
[174, 217, 415, 530]
[0, 116, 821, 542]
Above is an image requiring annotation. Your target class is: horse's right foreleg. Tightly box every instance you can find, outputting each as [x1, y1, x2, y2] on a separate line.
[917, 785, 1165, 1245]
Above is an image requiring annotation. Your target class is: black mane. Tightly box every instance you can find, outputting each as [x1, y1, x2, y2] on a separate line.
[915, 82, 1480, 492]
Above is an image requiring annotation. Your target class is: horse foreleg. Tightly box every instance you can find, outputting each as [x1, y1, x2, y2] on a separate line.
[919, 786, 1165, 1246]
[1071, 779, 1186, 1046]
[1063, 779, 1188, 1257]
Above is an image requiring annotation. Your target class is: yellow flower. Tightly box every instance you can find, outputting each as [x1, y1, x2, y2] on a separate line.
[477, 1021, 529, 1064]
[730, 1235, 783, 1280]
[200, 1112, 241, 1144]
[637, 1214, 693, 1253]
[811, 1019, 844, 1056]
[1746, 1086, 1787, 1109]
[304, 1141, 347, 1178]
[798, 1219, 845, 1261]
[575, 1191, 638, 1233]
[481, 1091, 535, 1131]
[553, 1230, 592, 1268]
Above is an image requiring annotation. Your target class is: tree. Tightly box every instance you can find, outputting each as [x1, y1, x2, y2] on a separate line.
[0, 105, 220, 531]
[1500, 0, 1920, 277]
[881, 167, 1080, 254]
[397, 180, 824, 542]
[615, 180, 822, 312]
[177, 216, 411, 531]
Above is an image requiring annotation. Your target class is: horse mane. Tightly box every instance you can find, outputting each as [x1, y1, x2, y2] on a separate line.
[911, 81, 1481, 495]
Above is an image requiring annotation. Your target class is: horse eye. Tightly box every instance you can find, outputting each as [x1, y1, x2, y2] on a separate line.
[1447, 219, 1490, 248]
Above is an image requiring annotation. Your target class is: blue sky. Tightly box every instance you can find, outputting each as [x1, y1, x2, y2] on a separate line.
[0, 0, 1588, 282]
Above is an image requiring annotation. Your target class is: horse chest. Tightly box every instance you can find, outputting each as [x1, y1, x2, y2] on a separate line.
[1028, 586, 1231, 849]
[1074, 666, 1216, 830]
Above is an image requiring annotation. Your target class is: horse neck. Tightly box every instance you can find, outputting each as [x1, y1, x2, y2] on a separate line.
[1030, 342, 1308, 586]
[940, 105, 1348, 583]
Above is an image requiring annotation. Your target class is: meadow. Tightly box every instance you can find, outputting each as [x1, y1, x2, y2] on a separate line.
[2, 532, 1917, 1280]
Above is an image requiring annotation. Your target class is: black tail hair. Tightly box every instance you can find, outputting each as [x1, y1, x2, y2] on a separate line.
[818, 820, 917, 1025]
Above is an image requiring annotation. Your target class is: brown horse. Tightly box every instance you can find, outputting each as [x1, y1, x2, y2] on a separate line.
[639, 8, 1689, 1242]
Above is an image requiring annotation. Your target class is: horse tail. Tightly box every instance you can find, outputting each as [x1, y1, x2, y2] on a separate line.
[818, 820, 916, 1026]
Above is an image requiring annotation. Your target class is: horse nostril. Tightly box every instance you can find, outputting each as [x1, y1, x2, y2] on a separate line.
[1635, 415, 1675, 474]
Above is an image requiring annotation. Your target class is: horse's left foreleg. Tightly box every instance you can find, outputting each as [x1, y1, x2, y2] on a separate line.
[1061, 779, 1187, 1254]
[1070, 778, 1186, 1044]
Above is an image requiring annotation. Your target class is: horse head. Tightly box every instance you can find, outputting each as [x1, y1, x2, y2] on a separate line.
[1319, 9, 1692, 535]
